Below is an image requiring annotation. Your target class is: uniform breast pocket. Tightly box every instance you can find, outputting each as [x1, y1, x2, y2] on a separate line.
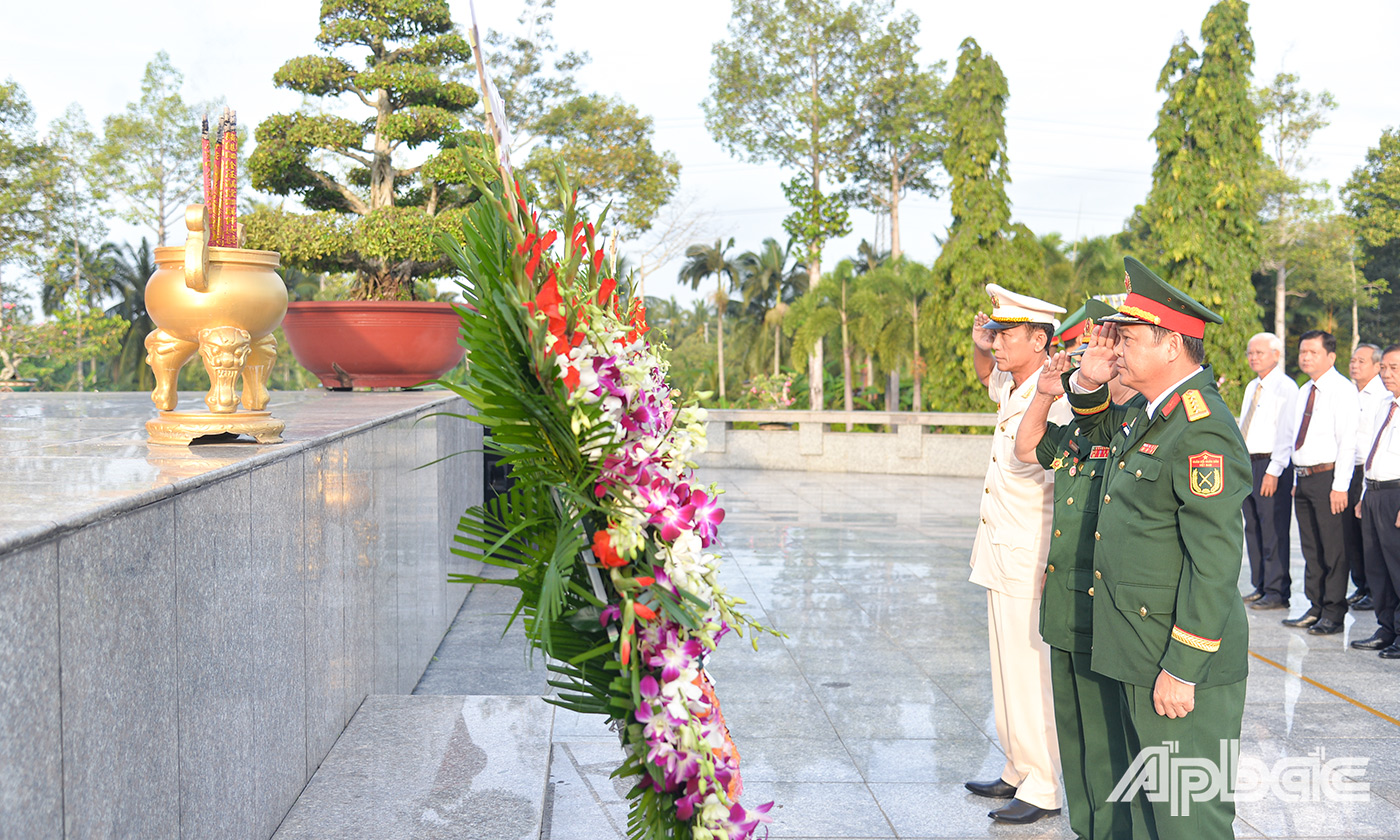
[1124, 453, 1163, 482]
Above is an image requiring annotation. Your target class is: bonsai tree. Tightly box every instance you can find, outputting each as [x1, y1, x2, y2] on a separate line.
[245, 0, 484, 300]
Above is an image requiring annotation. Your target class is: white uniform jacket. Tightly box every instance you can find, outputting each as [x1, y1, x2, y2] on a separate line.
[970, 366, 1073, 598]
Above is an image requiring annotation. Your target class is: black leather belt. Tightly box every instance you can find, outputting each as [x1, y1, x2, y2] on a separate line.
[1366, 479, 1400, 491]
[1296, 463, 1335, 477]
[1250, 453, 1272, 462]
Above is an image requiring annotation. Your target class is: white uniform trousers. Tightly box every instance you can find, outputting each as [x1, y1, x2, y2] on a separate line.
[986, 588, 1062, 809]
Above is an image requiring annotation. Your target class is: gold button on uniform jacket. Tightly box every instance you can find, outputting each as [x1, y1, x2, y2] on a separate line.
[1065, 367, 1251, 688]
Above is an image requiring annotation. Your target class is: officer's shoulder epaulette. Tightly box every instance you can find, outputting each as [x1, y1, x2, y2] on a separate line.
[1181, 389, 1210, 421]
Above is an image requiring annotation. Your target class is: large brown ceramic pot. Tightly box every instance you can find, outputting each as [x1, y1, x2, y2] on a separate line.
[280, 300, 466, 389]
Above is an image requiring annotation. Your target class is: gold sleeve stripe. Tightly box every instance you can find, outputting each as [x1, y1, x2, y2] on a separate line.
[1171, 625, 1221, 653]
[1072, 395, 1110, 415]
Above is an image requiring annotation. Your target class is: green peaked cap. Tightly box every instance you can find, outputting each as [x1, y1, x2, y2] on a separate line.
[1055, 298, 1119, 341]
[1098, 256, 1222, 339]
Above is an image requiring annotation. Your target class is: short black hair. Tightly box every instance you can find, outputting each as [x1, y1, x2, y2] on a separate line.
[1147, 325, 1206, 364]
[1300, 329, 1337, 354]
[1384, 344, 1400, 359]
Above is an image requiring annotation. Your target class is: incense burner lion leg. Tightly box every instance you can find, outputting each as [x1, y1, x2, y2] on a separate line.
[240, 333, 277, 411]
[197, 326, 252, 414]
[145, 328, 200, 411]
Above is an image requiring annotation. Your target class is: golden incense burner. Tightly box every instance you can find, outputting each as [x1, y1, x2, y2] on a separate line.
[143, 203, 287, 445]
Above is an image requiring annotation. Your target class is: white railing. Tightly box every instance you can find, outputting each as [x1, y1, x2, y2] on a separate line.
[698, 409, 998, 477]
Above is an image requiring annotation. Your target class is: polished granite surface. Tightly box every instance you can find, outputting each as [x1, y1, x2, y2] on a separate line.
[0, 391, 457, 553]
[422, 468, 1400, 839]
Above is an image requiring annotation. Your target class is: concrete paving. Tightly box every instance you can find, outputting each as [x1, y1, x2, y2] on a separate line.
[418, 468, 1400, 839]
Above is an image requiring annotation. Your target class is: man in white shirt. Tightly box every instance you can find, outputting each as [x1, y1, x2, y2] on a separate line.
[1355, 344, 1400, 657]
[1239, 333, 1298, 611]
[1345, 344, 1386, 611]
[1282, 331, 1360, 635]
[964, 284, 1072, 825]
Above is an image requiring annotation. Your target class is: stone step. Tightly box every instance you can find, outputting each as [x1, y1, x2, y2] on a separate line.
[273, 695, 554, 840]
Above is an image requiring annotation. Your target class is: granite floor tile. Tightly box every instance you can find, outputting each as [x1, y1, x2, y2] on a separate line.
[738, 781, 895, 838]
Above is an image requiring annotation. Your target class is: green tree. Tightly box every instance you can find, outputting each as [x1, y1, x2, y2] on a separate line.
[522, 95, 679, 237]
[481, 0, 679, 238]
[1343, 128, 1400, 346]
[678, 238, 741, 401]
[705, 0, 889, 409]
[1137, 0, 1264, 398]
[0, 80, 60, 301]
[1256, 72, 1336, 341]
[94, 53, 204, 246]
[928, 38, 1043, 412]
[737, 237, 806, 376]
[848, 11, 945, 259]
[246, 0, 481, 300]
[1288, 213, 1386, 349]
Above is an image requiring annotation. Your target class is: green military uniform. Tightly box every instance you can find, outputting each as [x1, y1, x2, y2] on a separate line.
[1036, 418, 1132, 840]
[1066, 259, 1251, 840]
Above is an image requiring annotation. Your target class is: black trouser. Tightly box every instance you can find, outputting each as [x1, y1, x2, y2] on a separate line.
[1342, 468, 1369, 596]
[1294, 470, 1352, 623]
[1243, 458, 1293, 599]
[1361, 487, 1400, 642]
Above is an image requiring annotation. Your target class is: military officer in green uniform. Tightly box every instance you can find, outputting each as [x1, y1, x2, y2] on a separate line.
[1013, 298, 1134, 840]
[1065, 258, 1250, 840]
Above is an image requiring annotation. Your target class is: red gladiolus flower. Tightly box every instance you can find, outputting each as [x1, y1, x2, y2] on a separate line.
[633, 603, 657, 621]
[635, 576, 655, 587]
[597, 277, 617, 309]
[563, 363, 581, 390]
[593, 530, 628, 568]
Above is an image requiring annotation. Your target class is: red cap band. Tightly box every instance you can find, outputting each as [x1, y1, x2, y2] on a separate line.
[1118, 293, 1205, 339]
[1058, 319, 1089, 342]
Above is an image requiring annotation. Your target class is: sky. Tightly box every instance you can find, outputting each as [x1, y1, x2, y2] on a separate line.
[3, 0, 1397, 306]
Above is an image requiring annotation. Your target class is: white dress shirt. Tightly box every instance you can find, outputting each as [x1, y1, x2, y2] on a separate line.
[1363, 394, 1400, 483]
[1238, 365, 1299, 477]
[1355, 375, 1388, 465]
[1291, 367, 1359, 493]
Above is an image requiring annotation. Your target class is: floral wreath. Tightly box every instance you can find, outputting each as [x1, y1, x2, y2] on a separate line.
[436, 164, 776, 839]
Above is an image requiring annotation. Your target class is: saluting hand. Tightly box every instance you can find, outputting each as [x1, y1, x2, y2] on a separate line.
[1076, 324, 1119, 389]
[1036, 352, 1071, 398]
[973, 312, 996, 351]
[1153, 669, 1195, 719]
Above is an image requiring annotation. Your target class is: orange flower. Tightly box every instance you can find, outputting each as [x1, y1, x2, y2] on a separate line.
[633, 603, 657, 621]
[592, 530, 628, 568]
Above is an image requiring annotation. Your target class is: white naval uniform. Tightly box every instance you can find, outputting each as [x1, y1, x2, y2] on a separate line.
[969, 366, 1072, 810]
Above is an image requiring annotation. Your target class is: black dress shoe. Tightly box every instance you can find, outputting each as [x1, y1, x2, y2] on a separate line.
[1282, 613, 1319, 628]
[1351, 595, 1375, 611]
[1380, 644, 1400, 659]
[965, 778, 1017, 798]
[1350, 632, 1394, 650]
[1251, 594, 1289, 610]
[1348, 590, 1371, 606]
[1308, 619, 1343, 635]
[1243, 588, 1265, 603]
[989, 798, 1061, 824]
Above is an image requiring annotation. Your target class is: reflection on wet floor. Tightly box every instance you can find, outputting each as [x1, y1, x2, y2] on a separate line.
[449, 468, 1400, 839]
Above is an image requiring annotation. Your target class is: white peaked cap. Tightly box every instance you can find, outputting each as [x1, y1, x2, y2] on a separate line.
[984, 283, 1066, 331]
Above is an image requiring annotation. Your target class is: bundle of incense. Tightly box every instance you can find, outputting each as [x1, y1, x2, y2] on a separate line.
[221, 111, 237, 247]
[201, 108, 240, 247]
[201, 116, 212, 214]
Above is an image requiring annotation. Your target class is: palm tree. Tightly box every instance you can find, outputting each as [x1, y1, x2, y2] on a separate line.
[104, 239, 157, 391]
[851, 258, 938, 411]
[849, 239, 891, 276]
[737, 238, 806, 376]
[678, 237, 741, 400]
